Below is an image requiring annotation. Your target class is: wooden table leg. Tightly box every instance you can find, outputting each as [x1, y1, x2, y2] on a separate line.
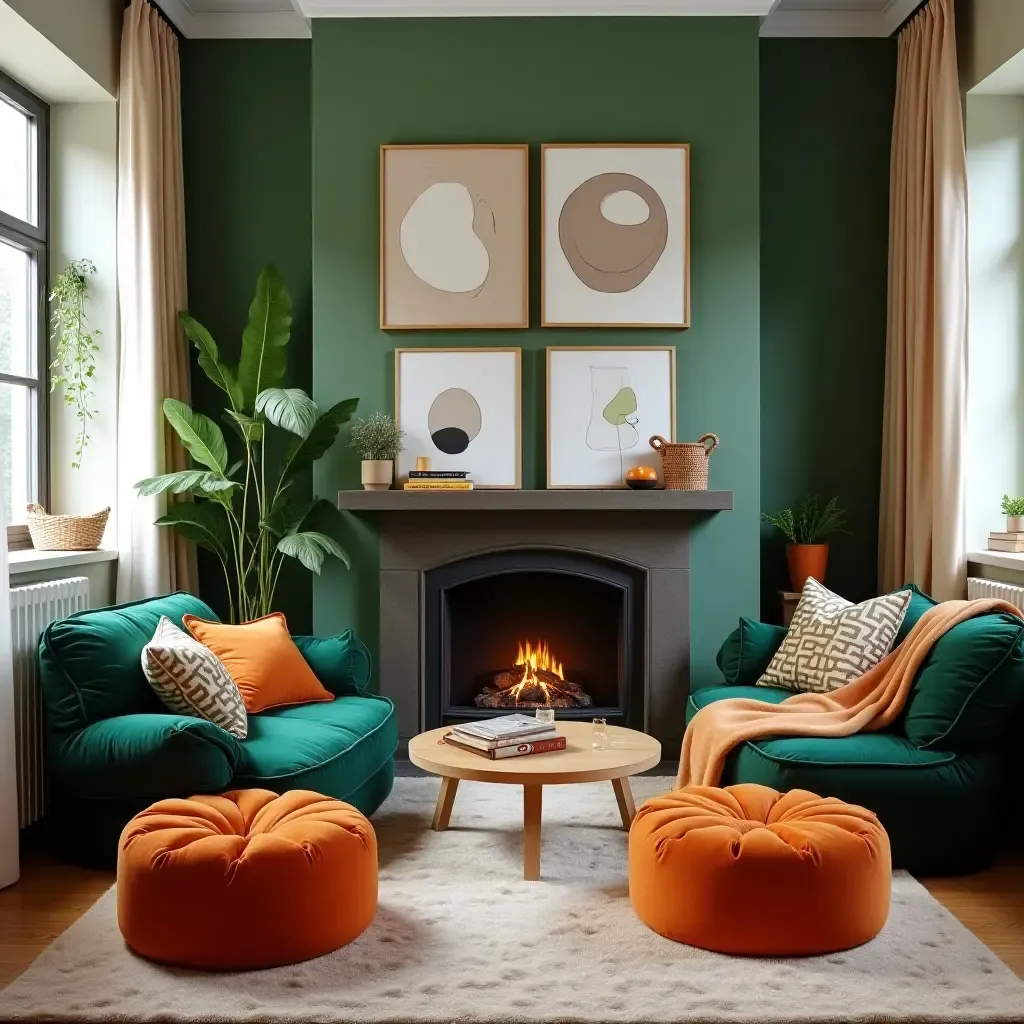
[612, 776, 636, 830]
[432, 777, 459, 831]
[523, 784, 542, 880]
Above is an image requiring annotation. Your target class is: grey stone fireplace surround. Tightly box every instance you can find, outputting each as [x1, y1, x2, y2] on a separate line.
[337, 490, 733, 753]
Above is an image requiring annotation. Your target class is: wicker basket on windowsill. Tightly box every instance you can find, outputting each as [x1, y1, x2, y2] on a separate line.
[25, 504, 110, 551]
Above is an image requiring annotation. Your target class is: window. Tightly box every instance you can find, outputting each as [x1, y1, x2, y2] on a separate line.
[0, 70, 47, 541]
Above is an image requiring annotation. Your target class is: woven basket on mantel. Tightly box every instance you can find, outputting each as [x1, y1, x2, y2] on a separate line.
[25, 504, 109, 551]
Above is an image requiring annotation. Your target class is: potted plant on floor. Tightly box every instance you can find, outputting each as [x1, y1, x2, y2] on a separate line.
[1001, 494, 1024, 533]
[349, 412, 404, 491]
[763, 495, 847, 592]
[134, 265, 358, 623]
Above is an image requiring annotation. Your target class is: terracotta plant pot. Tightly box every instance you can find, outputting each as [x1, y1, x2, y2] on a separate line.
[786, 543, 829, 592]
[1007, 515, 1024, 534]
[361, 460, 393, 491]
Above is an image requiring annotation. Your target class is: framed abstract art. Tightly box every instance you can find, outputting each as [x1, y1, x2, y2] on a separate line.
[546, 346, 675, 488]
[380, 144, 529, 330]
[541, 144, 690, 328]
[395, 348, 522, 488]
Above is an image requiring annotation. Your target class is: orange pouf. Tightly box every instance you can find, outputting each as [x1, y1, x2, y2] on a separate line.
[117, 789, 377, 970]
[629, 784, 890, 956]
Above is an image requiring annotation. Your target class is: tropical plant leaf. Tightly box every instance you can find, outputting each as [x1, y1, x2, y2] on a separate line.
[280, 398, 359, 481]
[276, 530, 350, 574]
[256, 387, 318, 438]
[224, 409, 263, 444]
[237, 265, 291, 410]
[262, 490, 316, 538]
[136, 470, 239, 497]
[155, 501, 232, 564]
[179, 313, 243, 411]
[162, 398, 228, 473]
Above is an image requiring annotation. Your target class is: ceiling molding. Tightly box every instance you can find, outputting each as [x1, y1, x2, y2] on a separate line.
[295, 0, 773, 15]
[759, 10, 886, 38]
[155, 0, 311, 38]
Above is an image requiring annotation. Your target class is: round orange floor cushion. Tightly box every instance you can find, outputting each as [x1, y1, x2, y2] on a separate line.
[117, 789, 377, 969]
[629, 784, 890, 955]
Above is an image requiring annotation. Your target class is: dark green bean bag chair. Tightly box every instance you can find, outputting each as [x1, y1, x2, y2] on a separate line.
[694, 585, 1024, 875]
[40, 592, 397, 867]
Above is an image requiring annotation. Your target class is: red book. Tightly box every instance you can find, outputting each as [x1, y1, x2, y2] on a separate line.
[444, 735, 567, 759]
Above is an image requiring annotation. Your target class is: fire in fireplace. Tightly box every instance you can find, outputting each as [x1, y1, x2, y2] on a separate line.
[474, 639, 594, 709]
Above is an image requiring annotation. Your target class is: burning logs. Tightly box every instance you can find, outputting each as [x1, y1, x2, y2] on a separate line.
[475, 663, 593, 709]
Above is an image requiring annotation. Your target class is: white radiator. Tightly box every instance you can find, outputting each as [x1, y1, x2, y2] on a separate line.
[10, 577, 90, 827]
[967, 576, 1024, 611]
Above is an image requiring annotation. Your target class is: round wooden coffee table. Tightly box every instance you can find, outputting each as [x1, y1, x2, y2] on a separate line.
[408, 722, 661, 881]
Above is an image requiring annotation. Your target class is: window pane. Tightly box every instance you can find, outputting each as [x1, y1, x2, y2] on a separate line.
[0, 240, 33, 377]
[0, 97, 32, 224]
[0, 381, 33, 525]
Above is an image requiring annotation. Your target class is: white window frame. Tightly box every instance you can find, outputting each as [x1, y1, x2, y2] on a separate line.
[0, 69, 48, 549]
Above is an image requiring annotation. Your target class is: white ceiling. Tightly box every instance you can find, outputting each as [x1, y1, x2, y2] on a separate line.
[155, 0, 921, 38]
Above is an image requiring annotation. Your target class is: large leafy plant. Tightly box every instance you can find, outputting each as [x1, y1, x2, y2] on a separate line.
[762, 495, 847, 545]
[136, 266, 357, 623]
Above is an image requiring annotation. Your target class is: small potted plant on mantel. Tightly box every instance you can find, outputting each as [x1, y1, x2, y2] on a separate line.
[349, 412, 404, 491]
[1001, 494, 1024, 533]
[763, 495, 847, 592]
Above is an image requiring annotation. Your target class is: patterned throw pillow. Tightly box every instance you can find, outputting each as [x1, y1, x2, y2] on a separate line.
[141, 617, 248, 738]
[757, 578, 911, 694]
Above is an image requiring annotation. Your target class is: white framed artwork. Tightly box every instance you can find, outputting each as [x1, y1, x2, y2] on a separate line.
[542, 144, 690, 328]
[395, 348, 522, 489]
[546, 346, 676, 489]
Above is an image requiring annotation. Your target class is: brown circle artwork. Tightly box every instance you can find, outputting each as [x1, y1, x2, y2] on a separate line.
[558, 172, 668, 293]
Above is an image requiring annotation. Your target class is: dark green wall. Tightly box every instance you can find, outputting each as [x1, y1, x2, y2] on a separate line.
[759, 38, 896, 616]
[310, 18, 762, 689]
[180, 40, 314, 632]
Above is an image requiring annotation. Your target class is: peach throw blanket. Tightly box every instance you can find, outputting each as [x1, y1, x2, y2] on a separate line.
[677, 599, 1023, 789]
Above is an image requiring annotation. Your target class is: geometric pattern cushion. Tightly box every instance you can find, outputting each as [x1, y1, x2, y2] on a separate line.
[141, 616, 248, 739]
[757, 578, 911, 694]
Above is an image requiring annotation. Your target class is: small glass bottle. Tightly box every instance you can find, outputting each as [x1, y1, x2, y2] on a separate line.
[535, 708, 555, 726]
[592, 717, 609, 750]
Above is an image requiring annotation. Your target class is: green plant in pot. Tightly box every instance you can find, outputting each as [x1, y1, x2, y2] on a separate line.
[763, 495, 847, 592]
[1001, 494, 1024, 534]
[135, 265, 358, 623]
[349, 411, 404, 491]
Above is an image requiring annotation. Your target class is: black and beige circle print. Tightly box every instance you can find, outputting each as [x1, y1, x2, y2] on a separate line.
[557, 172, 668, 294]
[427, 388, 482, 455]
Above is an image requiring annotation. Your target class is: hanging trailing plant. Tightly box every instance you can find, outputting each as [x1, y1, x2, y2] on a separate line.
[49, 258, 100, 469]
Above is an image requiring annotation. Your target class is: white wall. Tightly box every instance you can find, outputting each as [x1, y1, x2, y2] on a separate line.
[966, 93, 1024, 549]
[48, 103, 119, 546]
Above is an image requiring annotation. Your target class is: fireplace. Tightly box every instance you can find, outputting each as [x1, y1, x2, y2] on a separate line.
[336, 491, 734, 750]
[424, 550, 644, 729]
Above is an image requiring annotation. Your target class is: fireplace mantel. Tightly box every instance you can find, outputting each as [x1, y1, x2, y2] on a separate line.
[340, 488, 731, 754]
[337, 489, 733, 512]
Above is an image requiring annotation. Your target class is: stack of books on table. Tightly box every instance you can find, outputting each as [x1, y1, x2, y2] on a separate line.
[988, 531, 1024, 552]
[443, 714, 566, 759]
[404, 470, 473, 491]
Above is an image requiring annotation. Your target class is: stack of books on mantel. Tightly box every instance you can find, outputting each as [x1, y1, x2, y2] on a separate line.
[404, 470, 473, 491]
[443, 714, 566, 759]
[988, 531, 1024, 552]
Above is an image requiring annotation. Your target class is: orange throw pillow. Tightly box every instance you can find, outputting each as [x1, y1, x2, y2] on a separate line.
[183, 613, 334, 714]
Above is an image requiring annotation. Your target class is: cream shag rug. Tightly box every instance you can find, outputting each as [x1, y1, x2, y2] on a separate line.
[1, 777, 1022, 1024]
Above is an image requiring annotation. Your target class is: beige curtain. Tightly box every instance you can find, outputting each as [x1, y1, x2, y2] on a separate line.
[115, 0, 196, 600]
[879, 0, 968, 601]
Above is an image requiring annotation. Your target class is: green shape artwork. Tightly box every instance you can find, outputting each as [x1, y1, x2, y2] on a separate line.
[602, 387, 638, 427]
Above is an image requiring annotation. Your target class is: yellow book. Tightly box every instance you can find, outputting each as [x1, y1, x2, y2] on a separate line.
[404, 480, 474, 490]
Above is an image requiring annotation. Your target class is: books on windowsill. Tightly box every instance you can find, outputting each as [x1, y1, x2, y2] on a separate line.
[443, 714, 566, 759]
[988, 532, 1024, 552]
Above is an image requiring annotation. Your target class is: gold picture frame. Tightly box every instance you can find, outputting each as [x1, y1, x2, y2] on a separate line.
[541, 143, 691, 329]
[395, 347, 522, 489]
[545, 345, 677, 489]
[380, 144, 530, 331]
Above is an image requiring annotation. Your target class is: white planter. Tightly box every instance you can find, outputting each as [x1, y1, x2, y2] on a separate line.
[361, 460, 393, 491]
[1007, 515, 1024, 533]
